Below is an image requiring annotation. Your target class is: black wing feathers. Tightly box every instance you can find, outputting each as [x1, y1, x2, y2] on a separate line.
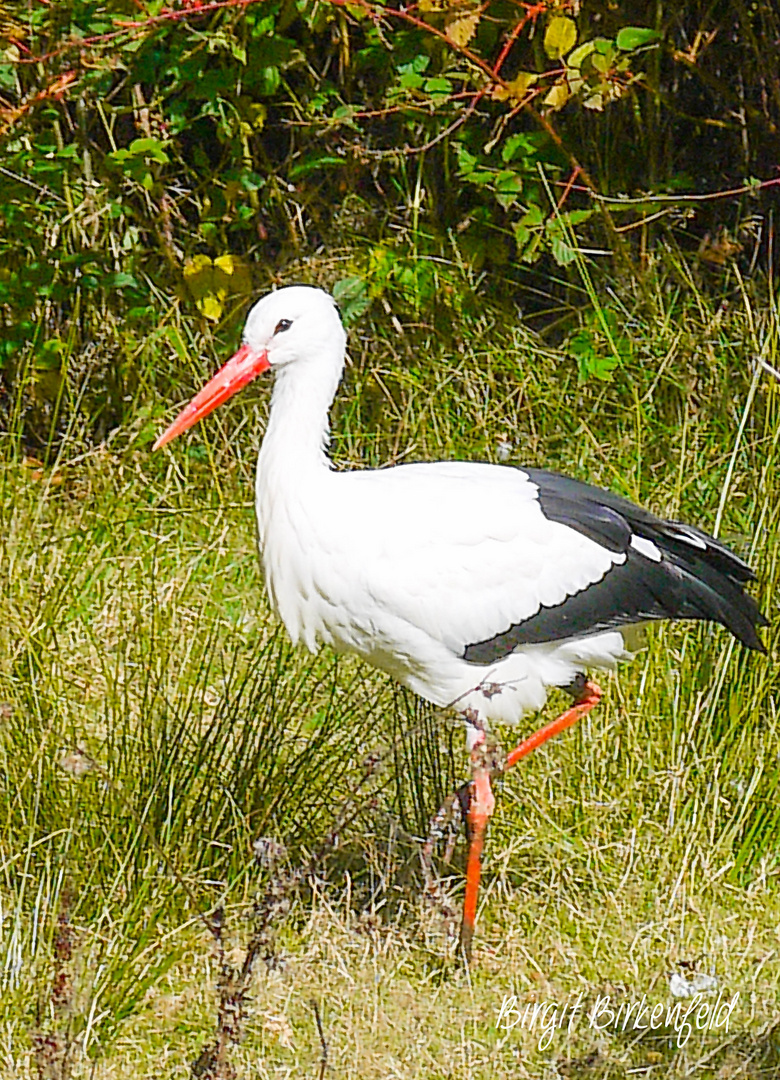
[463, 469, 766, 664]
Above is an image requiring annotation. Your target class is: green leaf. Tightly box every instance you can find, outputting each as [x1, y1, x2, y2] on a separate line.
[590, 353, 622, 380]
[182, 254, 251, 322]
[543, 81, 571, 110]
[128, 137, 170, 163]
[593, 37, 616, 55]
[550, 236, 578, 266]
[591, 50, 613, 73]
[513, 205, 545, 262]
[288, 155, 346, 180]
[35, 338, 66, 369]
[397, 55, 430, 91]
[568, 329, 595, 359]
[494, 170, 524, 209]
[564, 209, 593, 226]
[520, 204, 544, 228]
[424, 77, 452, 95]
[456, 145, 478, 175]
[569, 328, 620, 382]
[333, 275, 371, 323]
[616, 26, 662, 50]
[399, 55, 430, 75]
[544, 15, 577, 60]
[257, 66, 280, 96]
[0, 62, 16, 92]
[501, 133, 536, 164]
[111, 273, 139, 289]
[332, 104, 356, 121]
[399, 70, 425, 91]
[493, 71, 538, 102]
[567, 41, 596, 70]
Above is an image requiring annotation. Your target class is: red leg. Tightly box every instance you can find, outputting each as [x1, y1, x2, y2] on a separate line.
[460, 732, 496, 962]
[505, 679, 602, 770]
[458, 678, 603, 962]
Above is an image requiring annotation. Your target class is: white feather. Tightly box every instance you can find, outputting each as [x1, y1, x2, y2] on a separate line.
[630, 534, 662, 562]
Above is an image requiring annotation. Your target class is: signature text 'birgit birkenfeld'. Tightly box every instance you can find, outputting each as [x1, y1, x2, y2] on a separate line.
[496, 989, 740, 1051]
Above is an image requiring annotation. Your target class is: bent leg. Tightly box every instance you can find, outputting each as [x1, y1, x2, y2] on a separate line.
[459, 678, 602, 961]
[506, 678, 602, 770]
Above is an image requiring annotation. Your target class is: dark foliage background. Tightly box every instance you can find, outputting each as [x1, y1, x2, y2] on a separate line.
[1, 0, 778, 447]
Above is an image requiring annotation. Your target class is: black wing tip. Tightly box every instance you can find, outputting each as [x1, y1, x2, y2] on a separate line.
[741, 614, 769, 654]
[739, 634, 767, 654]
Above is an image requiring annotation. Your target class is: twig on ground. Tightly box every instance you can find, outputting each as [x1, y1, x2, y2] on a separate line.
[33, 882, 76, 1080]
[311, 999, 328, 1080]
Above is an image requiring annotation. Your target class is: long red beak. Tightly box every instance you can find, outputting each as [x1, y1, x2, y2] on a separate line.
[153, 344, 270, 450]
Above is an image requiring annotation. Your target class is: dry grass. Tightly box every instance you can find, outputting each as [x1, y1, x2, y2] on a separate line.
[11, 882, 780, 1079]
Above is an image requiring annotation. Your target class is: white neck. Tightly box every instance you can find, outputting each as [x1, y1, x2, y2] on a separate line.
[246, 289, 348, 647]
[257, 343, 344, 487]
[254, 342, 344, 643]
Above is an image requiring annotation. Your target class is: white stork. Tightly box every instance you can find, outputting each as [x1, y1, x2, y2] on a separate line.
[154, 285, 766, 959]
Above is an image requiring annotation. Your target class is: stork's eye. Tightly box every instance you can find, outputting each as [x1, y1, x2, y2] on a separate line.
[275, 319, 292, 334]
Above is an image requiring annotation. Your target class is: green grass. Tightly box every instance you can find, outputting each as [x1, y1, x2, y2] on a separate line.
[0, 261, 778, 1078]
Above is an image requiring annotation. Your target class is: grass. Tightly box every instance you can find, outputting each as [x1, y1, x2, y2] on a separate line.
[0, 258, 778, 1077]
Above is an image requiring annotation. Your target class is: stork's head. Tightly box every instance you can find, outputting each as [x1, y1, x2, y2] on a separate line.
[154, 285, 346, 450]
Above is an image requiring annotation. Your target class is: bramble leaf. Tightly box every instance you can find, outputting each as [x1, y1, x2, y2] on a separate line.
[544, 16, 577, 60]
[616, 26, 662, 50]
[492, 72, 538, 103]
[543, 80, 571, 110]
[446, 12, 480, 47]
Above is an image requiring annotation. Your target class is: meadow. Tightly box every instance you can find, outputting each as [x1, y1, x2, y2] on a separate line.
[1, 260, 778, 1079]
